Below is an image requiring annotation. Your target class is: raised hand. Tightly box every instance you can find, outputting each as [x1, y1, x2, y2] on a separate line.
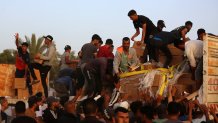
[209, 106, 216, 115]
[14, 33, 19, 40]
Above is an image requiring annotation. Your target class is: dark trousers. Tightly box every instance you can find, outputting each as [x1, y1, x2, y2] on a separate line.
[76, 67, 85, 89]
[150, 38, 172, 68]
[30, 63, 51, 97]
[15, 69, 32, 95]
[27, 63, 38, 80]
[143, 39, 157, 62]
[159, 46, 172, 68]
[83, 67, 101, 97]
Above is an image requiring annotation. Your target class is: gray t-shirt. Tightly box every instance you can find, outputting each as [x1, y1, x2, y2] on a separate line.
[80, 43, 97, 64]
[60, 52, 70, 70]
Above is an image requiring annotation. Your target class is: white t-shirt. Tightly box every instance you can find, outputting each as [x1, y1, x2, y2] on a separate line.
[185, 40, 203, 67]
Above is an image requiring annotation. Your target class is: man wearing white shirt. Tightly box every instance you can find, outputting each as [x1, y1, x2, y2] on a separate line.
[185, 29, 206, 89]
[185, 40, 203, 68]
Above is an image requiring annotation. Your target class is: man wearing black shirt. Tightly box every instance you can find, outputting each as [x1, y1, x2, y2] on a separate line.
[15, 33, 39, 95]
[149, 31, 178, 68]
[128, 9, 158, 62]
[171, 21, 193, 50]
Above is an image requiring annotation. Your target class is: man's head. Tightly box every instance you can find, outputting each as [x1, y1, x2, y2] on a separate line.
[83, 98, 98, 116]
[0, 96, 8, 111]
[167, 102, 180, 118]
[105, 39, 113, 46]
[21, 42, 29, 53]
[15, 101, 26, 116]
[64, 45, 71, 52]
[43, 35, 53, 46]
[64, 101, 76, 114]
[122, 37, 130, 51]
[114, 107, 129, 123]
[46, 96, 60, 109]
[91, 34, 102, 46]
[197, 28, 206, 41]
[157, 20, 166, 31]
[130, 101, 143, 120]
[97, 40, 103, 49]
[28, 96, 39, 111]
[128, 10, 138, 21]
[185, 21, 193, 32]
[140, 105, 154, 122]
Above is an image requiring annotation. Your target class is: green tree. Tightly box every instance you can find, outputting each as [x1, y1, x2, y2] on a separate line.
[23, 34, 44, 61]
[0, 49, 16, 64]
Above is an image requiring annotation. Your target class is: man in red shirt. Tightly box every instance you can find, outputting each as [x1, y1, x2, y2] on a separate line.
[97, 39, 114, 58]
[15, 33, 39, 95]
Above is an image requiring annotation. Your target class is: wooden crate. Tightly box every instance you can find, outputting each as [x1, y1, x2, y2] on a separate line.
[120, 73, 162, 101]
[17, 88, 29, 99]
[14, 78, 26, 89]
[0, 64, 16, 97]
[132, 43, 184, 66]
[159, 45, 184, 56]
[132, 43, 146, 58]
[177, 73, 195, 85]
[159, 55, 184, 66]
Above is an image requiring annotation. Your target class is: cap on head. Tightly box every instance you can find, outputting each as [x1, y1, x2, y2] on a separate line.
[43, 35, 53, 41]
[21, 42, 29, 47]
[64, 45, 71, 50]
[157, 20, 166, 28]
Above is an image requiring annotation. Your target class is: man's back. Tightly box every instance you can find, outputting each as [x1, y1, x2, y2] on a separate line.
[133, 15, 158, 39]
[164, 119, 183, 123]
[185, 40, 203, 67]
[11, 116, 37, 123]
[171, 26, 186, 40]
[81, 43, 97, 64]
[81, 116, 103, 123]
[58, 112, 79, 123]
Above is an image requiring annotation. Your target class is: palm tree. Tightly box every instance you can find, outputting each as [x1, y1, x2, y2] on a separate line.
[24, 34, 44, 61]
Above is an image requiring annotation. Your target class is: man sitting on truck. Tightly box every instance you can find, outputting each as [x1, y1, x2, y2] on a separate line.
[185, 28, 206, 90]
[113, 37, 139, 76]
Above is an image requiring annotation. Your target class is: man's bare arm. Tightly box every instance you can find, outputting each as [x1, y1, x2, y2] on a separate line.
[131, 28, 140, 41]
[15, 33, 19, 48]
[181, 28, 188, 43]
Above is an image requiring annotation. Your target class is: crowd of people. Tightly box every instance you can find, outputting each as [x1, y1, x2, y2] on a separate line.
[0, 9, 217, 123]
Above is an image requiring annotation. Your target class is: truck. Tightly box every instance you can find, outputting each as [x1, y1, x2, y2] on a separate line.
[203, 34, 218, 112]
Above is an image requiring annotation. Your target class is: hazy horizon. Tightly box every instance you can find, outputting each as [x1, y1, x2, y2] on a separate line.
[1, 0, 218, 54]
